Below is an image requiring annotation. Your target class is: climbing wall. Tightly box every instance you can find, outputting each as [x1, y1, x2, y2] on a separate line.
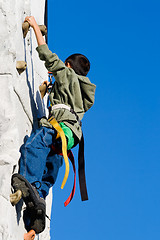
[0, 0, 51, 239]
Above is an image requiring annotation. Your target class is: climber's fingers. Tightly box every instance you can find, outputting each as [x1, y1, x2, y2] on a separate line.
[24, 16, 37, 28]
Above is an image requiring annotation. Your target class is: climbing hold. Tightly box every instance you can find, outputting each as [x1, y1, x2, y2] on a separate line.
[39, 84, 47, 99]
[24, 230, 36, 240]
[22, 22, 47, 38]
[22, 22, 30, 38]
[39, 25, 47, 36]
[10, 189, 22, 206]
[16, 61, 27, 75]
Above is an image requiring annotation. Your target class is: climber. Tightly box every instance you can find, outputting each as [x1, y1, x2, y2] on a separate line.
[11, 16, 96, 234]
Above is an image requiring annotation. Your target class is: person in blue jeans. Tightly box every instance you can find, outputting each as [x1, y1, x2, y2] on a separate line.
[13, 127, 63, 234]
[11, 16, 96, 235]
[19, 127, 63, 199]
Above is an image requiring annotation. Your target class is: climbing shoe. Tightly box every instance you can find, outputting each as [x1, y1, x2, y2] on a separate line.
[23, 206, 46, 234]
[11, 173, 46, 233]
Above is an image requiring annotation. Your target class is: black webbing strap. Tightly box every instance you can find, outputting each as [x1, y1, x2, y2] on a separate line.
[78, 133, 88, 201]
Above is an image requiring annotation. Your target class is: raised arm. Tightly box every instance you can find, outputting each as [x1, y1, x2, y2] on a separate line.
[25, 16, 67, 76]
[24, 16, 46, 46]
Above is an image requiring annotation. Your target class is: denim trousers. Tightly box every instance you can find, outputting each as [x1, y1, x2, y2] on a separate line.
[19, 127, 63, 199]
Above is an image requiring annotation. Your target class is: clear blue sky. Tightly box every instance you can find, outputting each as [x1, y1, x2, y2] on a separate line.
[48, 1, 160, 239]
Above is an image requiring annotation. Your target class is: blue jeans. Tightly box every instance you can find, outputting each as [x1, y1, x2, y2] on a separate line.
[19, 127, 63, 199]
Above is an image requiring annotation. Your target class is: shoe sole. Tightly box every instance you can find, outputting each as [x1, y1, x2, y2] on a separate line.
[11, 174, 46, 233]
[11, 174, 45, 210]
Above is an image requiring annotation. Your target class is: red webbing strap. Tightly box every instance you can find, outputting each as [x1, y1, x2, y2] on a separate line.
[64, 150, 76, 207]
[78, 133, 88, 201]
[51, 145, 76, 207]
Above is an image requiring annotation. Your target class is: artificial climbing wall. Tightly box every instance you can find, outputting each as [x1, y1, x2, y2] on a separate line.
[0, 1, 51, 239]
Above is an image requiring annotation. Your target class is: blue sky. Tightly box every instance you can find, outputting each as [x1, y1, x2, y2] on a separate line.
[48, 1, 160, 239]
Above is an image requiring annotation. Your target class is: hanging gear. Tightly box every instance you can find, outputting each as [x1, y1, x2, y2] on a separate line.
[51, 104, 82, 126]
[48, 116, 69, 189]
[49, 104, 88, 204]
[51, 145, 76, 207]
[78, 133, 88, 201]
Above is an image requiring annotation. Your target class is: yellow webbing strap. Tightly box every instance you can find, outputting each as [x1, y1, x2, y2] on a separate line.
[48, 117, 69, 189]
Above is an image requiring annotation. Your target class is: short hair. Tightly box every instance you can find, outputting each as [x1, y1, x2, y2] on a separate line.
[65, 54, 90, 76]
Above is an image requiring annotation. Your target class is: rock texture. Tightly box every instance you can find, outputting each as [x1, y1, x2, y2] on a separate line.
[0, 0, 51, 239]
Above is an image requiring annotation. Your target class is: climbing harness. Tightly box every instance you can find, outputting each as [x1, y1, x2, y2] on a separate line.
[51, 104, 82, 126]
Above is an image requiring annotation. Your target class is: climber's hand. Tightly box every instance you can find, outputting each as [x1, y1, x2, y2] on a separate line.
[24, 16, 46, 46]
[42, 81, 50, 87]
[24, 16, 37, 28]
[42, 81, 53, 93]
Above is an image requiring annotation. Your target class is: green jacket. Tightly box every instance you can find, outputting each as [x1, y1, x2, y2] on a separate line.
[36, 44, 96, 140]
